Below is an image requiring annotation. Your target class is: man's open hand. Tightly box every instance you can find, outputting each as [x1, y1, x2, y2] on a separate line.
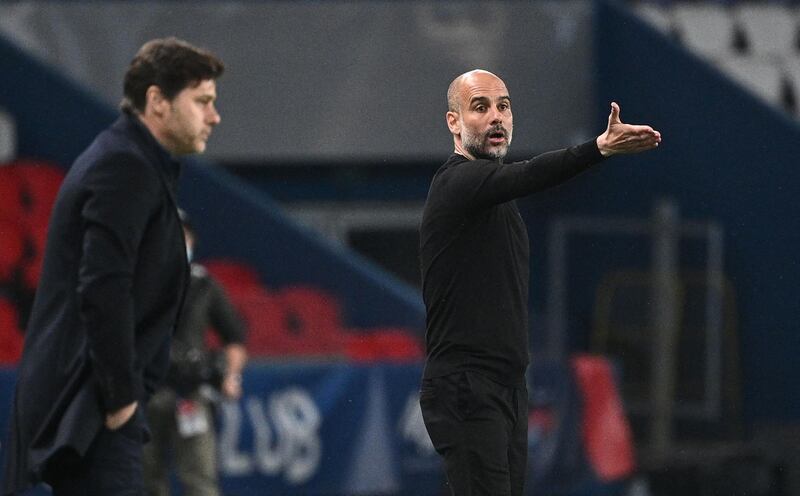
[596, 102, 661, 157]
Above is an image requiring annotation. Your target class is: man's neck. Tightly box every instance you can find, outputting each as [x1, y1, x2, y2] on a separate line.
[135, 112, 174, 155]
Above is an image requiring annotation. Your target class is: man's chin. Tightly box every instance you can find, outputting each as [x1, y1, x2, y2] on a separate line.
[475, 147, 508, 162]
[191, 141, 207, 154]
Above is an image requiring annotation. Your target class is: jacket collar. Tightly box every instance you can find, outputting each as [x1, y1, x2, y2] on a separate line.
[113, 110, 182, 189]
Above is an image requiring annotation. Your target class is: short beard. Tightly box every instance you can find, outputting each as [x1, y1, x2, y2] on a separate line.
[462, 126, 511, 163]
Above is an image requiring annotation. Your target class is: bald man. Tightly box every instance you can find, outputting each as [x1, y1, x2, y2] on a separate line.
[418, 70, 661, 495]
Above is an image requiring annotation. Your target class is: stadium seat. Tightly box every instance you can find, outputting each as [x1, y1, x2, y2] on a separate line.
[0, 109, 16, 164]
[0, 167, 25, 222]
[278, 285, 343, 332]
[734, 4, 797, 58]
[237, 287, 344, 358]
[0, 219, 25, 282]
[277, 285, 347, 351]
[21, 223, 48, 290]
[11, 159, 65, 224]
[715, 56, 784, 106]
[571, 354, 636, 482]
[234, 288, 292, 357]
[203, 258, 263, 298]
[0, 220, 25, 283]
[782, 56, 800, 115]
[0, 297, 24, 364]
[343, 328, 423, 363]
[673, 3, 737, 58]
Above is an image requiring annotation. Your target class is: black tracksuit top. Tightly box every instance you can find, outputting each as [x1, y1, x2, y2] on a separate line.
[419, 140, 604, 386]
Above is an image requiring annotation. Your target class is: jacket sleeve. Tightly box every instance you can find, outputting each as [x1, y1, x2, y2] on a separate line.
[77, 152, 161, 412]
[441, 139, 604, 214]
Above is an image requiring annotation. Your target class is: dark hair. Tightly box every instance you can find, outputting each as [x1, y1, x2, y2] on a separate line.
[121, 37, 224, 113]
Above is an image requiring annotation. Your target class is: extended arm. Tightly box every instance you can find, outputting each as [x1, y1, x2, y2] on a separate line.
[442, 102, 661, 213]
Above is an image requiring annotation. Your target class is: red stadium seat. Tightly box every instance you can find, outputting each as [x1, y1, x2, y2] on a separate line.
[11, 159, 64, 224]
[235, 287, 341, 358]
[277, 285, 347, 354]
[344, 328, 423, 363]
[0, 160, 64, 290]
[0, 297, 24, 364]
[571, 354, 636, 481]
[235, 288, 290, 357]
[0, 219, 25, 283]
[278, 285, 342, 328]
[21, 223, 48, 290]
[0, 167, 25, 222]
[230, 286, 349, 358]
[203, 259, 263, 298]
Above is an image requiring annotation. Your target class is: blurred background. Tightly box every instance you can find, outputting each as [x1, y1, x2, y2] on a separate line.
[1, 0, 800, 494]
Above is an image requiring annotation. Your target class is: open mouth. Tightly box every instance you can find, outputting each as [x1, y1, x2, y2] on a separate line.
[487, 130, 506, 146]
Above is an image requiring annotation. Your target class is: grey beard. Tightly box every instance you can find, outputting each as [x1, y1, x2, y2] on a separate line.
[462, 126, 511, 163]
[463, 136, 508, 163]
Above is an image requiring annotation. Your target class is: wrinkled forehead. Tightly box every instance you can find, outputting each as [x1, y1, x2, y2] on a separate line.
[459, 73, 509, 104]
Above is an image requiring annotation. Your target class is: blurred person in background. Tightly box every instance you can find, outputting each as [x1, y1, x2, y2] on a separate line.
[143, 210, 247, 496]
[2, 37, 224, 496]
[418, 69, 661, 496]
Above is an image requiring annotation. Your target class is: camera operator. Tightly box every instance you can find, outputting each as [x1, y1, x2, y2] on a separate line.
[143, 210, 247, 496]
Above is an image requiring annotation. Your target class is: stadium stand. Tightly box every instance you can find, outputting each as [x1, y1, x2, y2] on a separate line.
[343, 328, 424, 363]
[717, 55, 785, 105]
[0, 159, 423, 364]
[204, 258, 264, 298]
[0, 159, 66, 363]
[783, 56, 800, 113]
[672, 3, 738, 58]
[634, 1, 800, 117]
[733, 4, 798, 58]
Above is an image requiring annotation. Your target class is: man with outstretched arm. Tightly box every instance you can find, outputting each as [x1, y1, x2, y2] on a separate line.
[418, 69, 661, 496]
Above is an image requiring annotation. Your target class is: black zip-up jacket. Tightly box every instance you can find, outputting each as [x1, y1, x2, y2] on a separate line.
[419, 140, 604, 387]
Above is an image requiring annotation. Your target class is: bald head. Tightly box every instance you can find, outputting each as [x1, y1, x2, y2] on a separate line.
[447, 69, 505, 112]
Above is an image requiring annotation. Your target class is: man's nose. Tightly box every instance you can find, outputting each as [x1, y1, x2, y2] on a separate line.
[489, 106, 503, 124]
[208, 106, 221, 126]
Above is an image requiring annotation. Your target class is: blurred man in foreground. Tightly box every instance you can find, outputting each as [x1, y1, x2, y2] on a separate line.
[2, 37, 224, 495]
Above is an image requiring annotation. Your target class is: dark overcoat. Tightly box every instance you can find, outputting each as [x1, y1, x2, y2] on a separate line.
[2, 112, 189, 494]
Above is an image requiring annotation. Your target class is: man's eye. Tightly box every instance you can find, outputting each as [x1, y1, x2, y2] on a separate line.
[475, 105, 485, 112]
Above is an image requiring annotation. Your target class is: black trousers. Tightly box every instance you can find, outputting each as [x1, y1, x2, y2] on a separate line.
[47, 413, 144, 496]
[420, 371, 528, 496]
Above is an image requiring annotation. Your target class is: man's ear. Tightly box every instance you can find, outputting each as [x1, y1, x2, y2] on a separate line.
[446, 111, 460, 135]
[145, 85, 168, 116]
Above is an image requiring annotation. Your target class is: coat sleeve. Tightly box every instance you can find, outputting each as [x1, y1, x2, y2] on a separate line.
[440, 140, 604, 214]
[77, 152, 161, 413]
